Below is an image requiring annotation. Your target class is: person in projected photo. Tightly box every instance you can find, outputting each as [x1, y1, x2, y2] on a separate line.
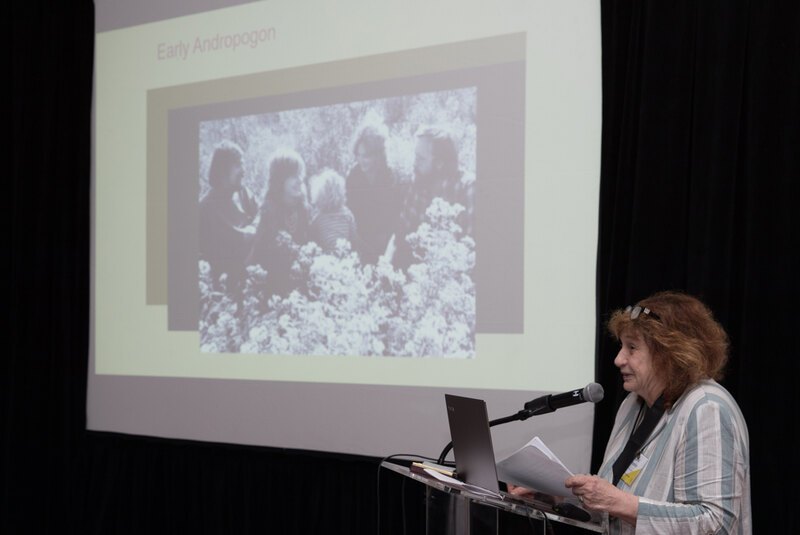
[247, 148, 310, 299]
[345, 118, 406, 264]
[509, 291, 751, 534]
[308, 168, 359, 252]
[393, 125, 474, 270]
[199, 140, 258, 291]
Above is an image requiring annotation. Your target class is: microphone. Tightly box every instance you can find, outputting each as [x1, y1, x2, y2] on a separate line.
[437, 383, 606, 463]
[523, 383, 604, 416]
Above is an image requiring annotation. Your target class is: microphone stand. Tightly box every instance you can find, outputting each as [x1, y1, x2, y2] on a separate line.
[436, 406, 551, 466]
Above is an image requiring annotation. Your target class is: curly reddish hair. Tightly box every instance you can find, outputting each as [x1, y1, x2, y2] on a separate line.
[608, 291, 729, 408]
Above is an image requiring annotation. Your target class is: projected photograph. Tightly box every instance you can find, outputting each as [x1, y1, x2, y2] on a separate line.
[198, 89, 477, 357]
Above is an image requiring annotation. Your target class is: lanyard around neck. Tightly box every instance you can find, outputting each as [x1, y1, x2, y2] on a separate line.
[612, 395, 665, 486]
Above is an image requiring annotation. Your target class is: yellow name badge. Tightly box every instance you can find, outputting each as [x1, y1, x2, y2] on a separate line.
[620, 454, 649, 487]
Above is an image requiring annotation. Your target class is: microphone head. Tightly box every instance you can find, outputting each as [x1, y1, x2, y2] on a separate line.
[582, 382, 605, 403]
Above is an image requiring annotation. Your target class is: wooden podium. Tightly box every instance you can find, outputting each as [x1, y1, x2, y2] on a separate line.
[380, 460, 604, 534]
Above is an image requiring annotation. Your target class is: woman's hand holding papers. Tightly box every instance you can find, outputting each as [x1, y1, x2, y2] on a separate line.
[565, 474, 638, 526]
[506, 483, 536, 499]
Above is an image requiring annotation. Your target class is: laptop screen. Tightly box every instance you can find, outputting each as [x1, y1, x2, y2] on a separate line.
[444, 394, 501, 494]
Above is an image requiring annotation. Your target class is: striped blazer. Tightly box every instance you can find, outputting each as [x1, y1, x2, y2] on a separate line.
[597, 380, 751, 534]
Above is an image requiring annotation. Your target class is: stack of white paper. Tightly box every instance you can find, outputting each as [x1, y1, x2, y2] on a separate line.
[496, 436, 575, 498]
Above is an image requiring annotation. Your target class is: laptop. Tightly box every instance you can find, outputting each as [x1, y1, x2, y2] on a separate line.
[443, 394, 502, 494]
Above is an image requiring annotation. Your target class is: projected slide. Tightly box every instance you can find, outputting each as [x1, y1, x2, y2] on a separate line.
[91, 0, 601, 463]
[160, 48, 526, 357]
[193, 88, 478, 357]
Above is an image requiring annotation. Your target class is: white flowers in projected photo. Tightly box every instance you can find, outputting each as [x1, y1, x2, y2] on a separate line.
[200, 198, 475, 357]
[197, 87, 476, 357]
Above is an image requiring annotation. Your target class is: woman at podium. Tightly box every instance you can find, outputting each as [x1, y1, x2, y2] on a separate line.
[565, 291, 751, 534]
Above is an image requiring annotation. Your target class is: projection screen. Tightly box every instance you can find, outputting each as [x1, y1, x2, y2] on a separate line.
[89, 0, 602, 471]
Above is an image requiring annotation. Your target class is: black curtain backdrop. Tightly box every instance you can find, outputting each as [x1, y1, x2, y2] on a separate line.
[594, 1, 799, 533]
[6, 1, 798, 533]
